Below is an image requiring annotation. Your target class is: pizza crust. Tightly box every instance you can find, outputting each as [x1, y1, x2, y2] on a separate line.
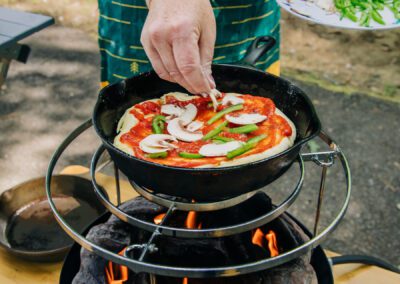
[114, 92, 296, 168]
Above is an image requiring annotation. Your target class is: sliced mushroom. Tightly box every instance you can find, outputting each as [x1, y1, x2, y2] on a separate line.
[160, 92, 197, 104]
[225, 113, 267, 125]
[167, 118, 203, 142]
[199, 141, 243, 157]
[161, 104, 184, 117]
[139, 134, 177, 153]
[209, 89, 222, 112]
[186, 121, 204, 132]
[179, 103, 198, 126]
[221, 93, 244, 106]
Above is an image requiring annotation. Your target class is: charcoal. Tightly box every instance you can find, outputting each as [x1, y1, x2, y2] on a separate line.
[150, 237, 228, 267]
[72, 197, 165, 284]
[72, 196, 317, 284]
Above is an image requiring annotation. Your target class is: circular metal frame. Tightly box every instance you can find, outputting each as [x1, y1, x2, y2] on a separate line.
[130, 180, 260, 212]
[46, 119, 351, 278]
[90, 145, 304, 238]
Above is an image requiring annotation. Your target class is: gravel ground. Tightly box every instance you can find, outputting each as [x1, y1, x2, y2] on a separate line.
[0, 26, 399, 266]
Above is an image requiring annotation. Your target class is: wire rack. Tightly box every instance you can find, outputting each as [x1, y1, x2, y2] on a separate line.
[46, 119, 351, 278]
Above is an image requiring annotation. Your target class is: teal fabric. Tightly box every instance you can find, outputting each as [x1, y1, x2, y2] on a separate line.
[98, 0, 280, 84]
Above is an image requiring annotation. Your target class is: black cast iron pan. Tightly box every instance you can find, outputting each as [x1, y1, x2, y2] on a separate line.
[93, 36, 321, 201]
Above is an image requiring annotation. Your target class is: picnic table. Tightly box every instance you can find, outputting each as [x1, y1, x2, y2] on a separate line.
[0, 7, 54, 89]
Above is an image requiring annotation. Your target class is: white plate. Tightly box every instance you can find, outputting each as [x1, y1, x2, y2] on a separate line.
[277, 0, 400, 30]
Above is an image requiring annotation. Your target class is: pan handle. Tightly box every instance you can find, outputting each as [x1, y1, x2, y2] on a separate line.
[238, 36, 276, 67]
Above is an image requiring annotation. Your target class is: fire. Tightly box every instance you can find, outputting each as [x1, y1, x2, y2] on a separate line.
[185, 211, 202, 229]
[105, 248, 129, 284]
[182, 210, 202, 284]
[252, 228, 279, 257]
[154, 213, 166, 225]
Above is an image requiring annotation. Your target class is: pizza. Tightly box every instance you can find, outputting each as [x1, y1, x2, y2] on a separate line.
[114, 91, 296, 168]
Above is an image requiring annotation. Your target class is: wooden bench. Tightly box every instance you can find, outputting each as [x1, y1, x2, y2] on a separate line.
[0, 7, 54, 89]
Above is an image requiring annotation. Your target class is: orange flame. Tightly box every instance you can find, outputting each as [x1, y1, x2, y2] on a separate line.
[252, 228, 266, 248]
[153, 213, 166, 225]
[266, 230, 279, 257]
[185, 211, 198, 229]
[105, 248, 129, 284]
[252, 228, 279, 257]
[182, 210, 202, 284]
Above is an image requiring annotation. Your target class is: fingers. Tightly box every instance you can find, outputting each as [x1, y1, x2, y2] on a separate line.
[150, 39, 196, 94]
[141, 34, 173, 82]
[172, 36, 212, 94]
[141, 0, 215, 94]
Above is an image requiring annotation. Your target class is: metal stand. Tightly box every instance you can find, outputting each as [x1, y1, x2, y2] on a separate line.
[46, 119, 351, 278]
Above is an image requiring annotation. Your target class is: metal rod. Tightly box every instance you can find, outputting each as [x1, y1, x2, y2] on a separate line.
[138, 204, 175, 262]
[314, 165, 328, 236]
[113, 163, 121, 206]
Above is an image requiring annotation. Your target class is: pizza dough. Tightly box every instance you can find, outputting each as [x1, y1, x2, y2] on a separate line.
[114, 92, 296, 168]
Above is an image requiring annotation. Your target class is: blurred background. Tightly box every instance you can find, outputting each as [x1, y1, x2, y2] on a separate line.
[0, 0, 399, 270]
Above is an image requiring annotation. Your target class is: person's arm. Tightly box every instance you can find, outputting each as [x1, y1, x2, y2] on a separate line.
[141, 0, 216, 94]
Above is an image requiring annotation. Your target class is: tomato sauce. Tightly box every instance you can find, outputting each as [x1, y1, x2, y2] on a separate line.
[118, 94, 293, 168]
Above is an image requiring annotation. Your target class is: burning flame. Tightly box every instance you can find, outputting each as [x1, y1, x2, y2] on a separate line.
[252, 228, 279, 257]
[182, 210, 202, 284]
[105, 248, 129, 284]
[154, 213, 166, 225]
[185, 211, 202, 229]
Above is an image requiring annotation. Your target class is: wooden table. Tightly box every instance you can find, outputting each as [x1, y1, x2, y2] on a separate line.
[0, 166, 398, 283]
[0, 7, 54, 89]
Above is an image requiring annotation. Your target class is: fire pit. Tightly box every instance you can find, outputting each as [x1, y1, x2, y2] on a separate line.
[46, 120, 351, 284]
[68, 195, 317, 284]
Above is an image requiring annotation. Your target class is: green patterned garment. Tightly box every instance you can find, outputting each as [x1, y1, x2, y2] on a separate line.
[98, 0, 280, 85]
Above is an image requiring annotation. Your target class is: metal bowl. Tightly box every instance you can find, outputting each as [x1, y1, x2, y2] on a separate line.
[0, 175, 106, 262]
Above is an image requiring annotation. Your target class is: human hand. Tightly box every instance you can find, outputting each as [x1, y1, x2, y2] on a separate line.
[141, 0, 216, 94]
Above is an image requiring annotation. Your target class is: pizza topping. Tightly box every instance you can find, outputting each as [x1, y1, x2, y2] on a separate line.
[167, 118, 203, 142]
[202, 121, 228, 141]
[187, 121, 204, 132]
[152, 115, 166, 134]
[179, 152, 204, 159]
[212, 136, 235, 143]
[161, 104, 184, 117]
[116, 92, 296, 168]
[226, 135, 267, 159]
[179, 103, 198, 126]
[199, 141, 243, 157]
[203, 89, 222, 112]
[207, 104, 244, 125]
[139, 134, 177, 154]
[225, 113, 267, 125]
[147, 152, 168, 159]
[135, 101, 160, 115]
[221, 93, 244, 106]
[227, 124, 259, 134]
